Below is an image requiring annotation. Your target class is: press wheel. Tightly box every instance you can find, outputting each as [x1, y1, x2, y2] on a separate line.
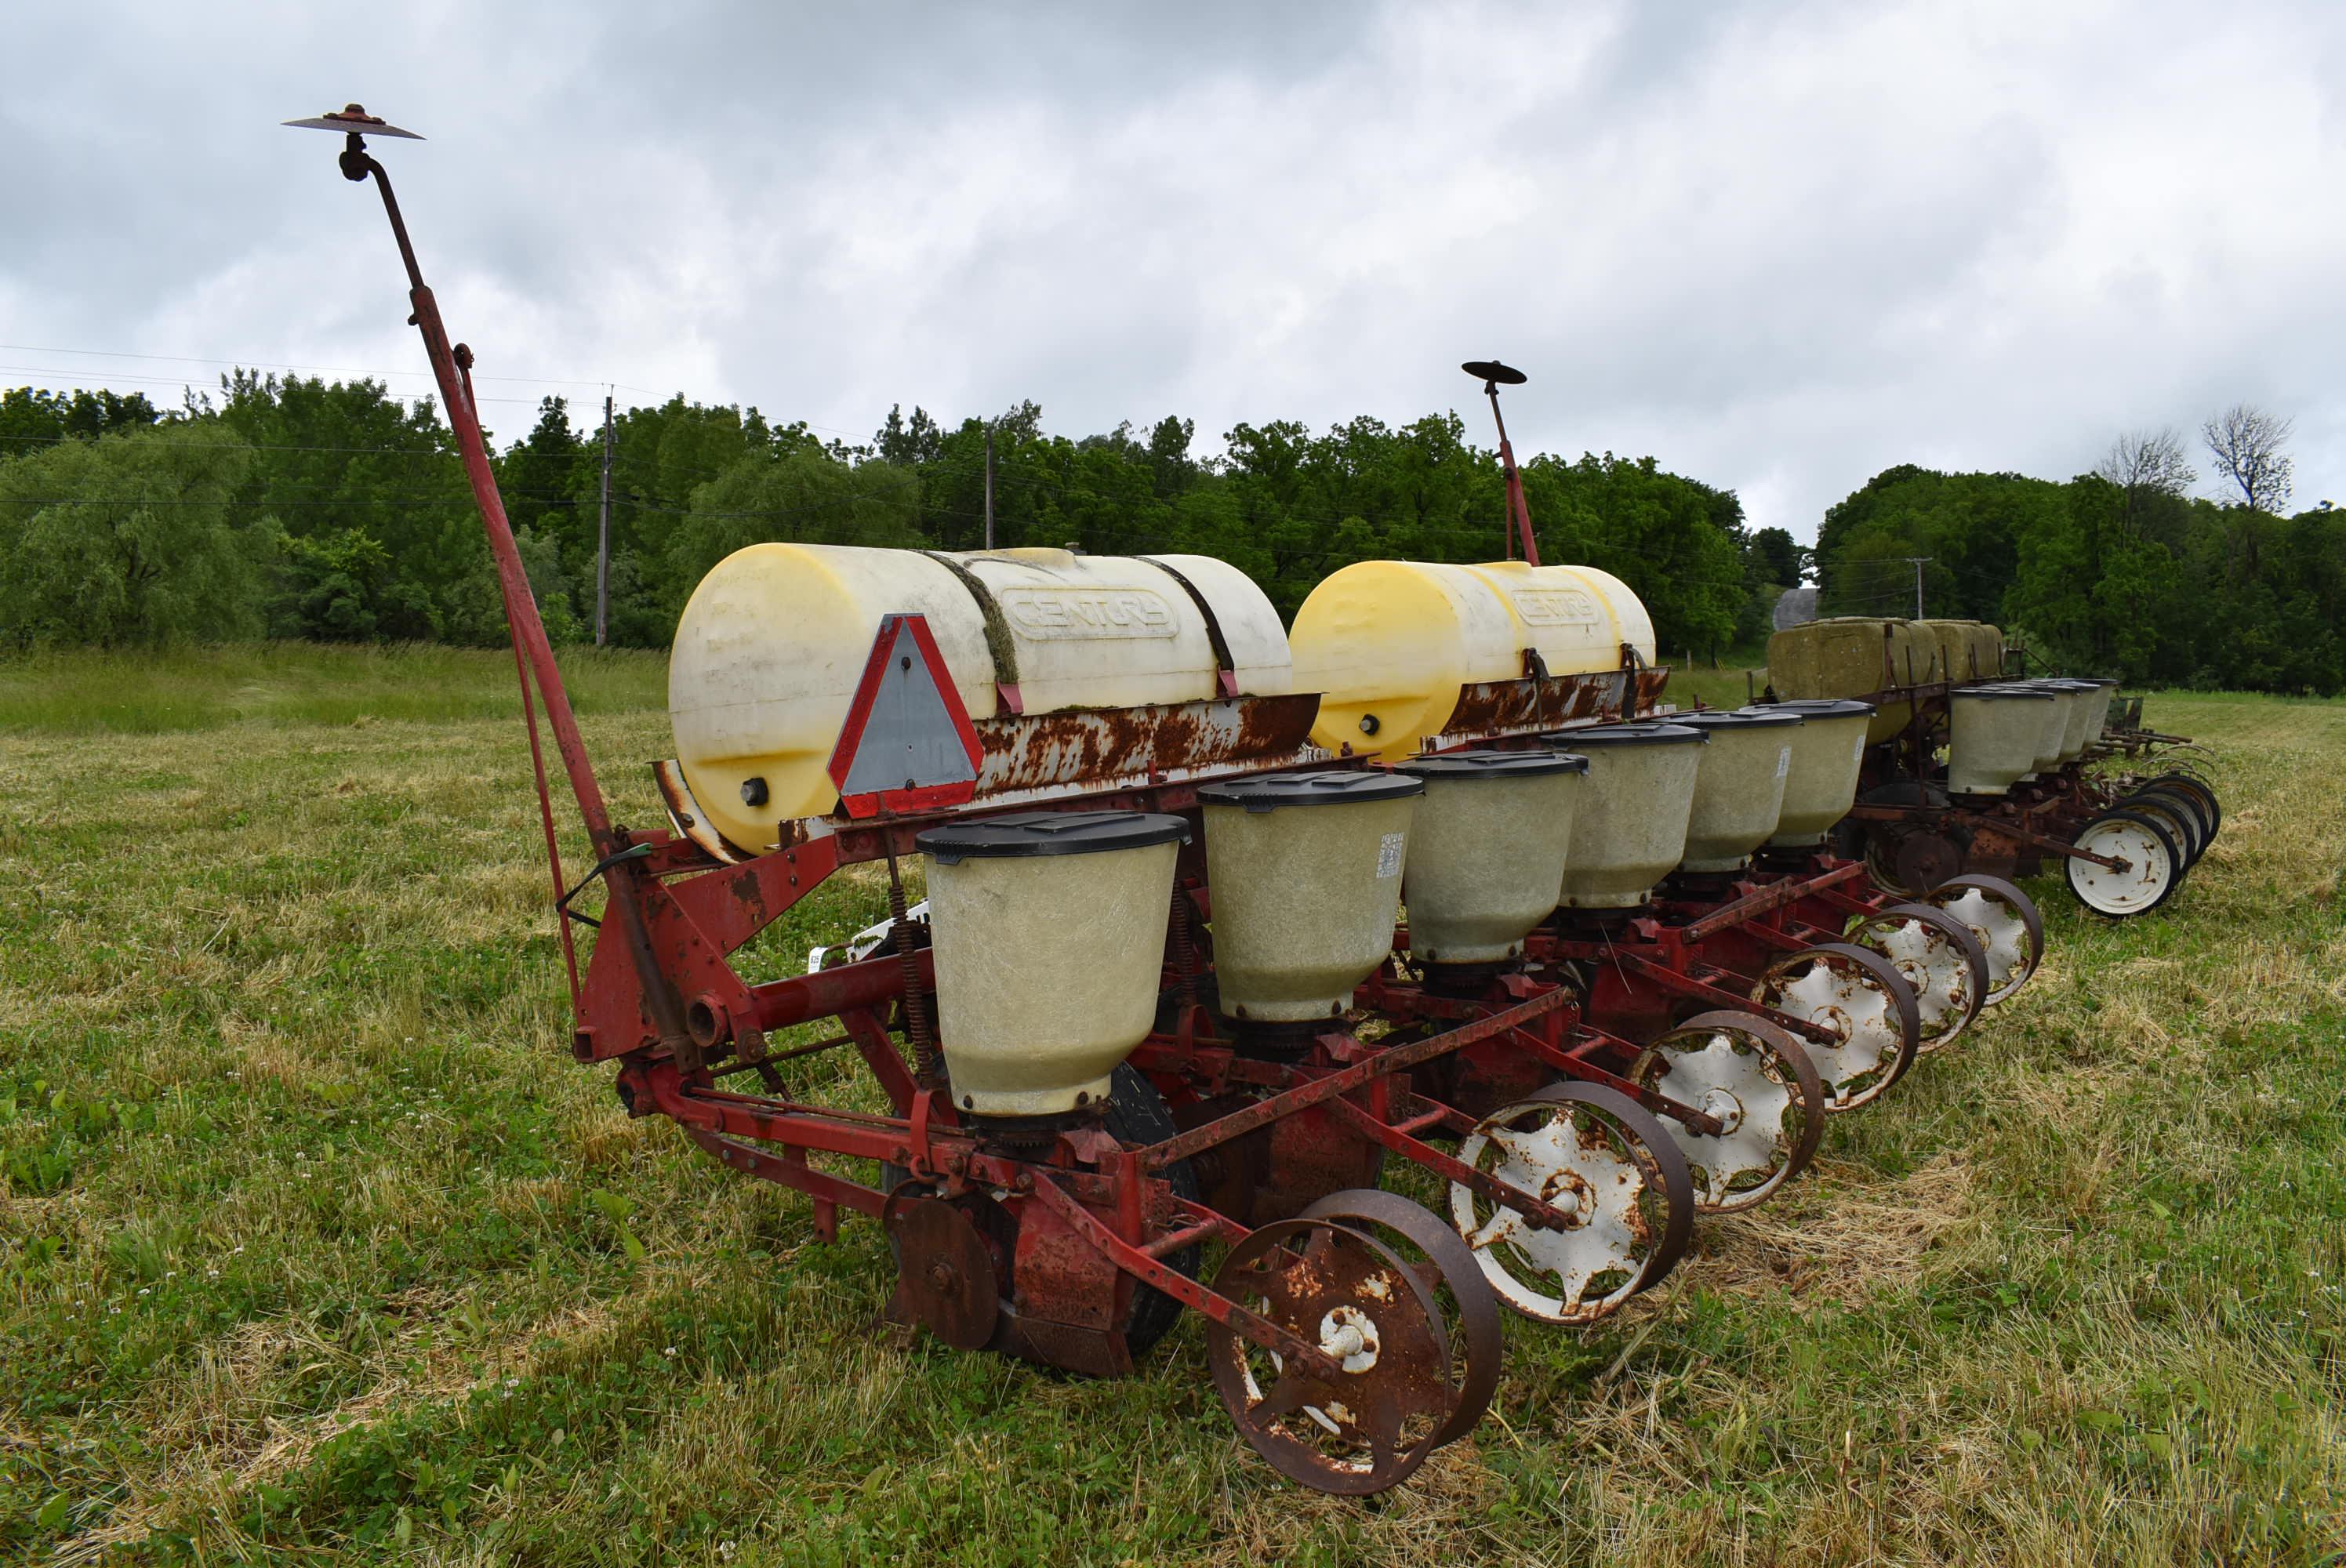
[2123, 789, 2205, 865]
[2141, 771, 2221, 842]
[1749, 942, 1920, 1112]
[2066, 809, 2182, 917]
[1447, 1083, 1694, 1324]
[1299, 1188, 1502, 1446]
[1627, 1010, 1825, 1213]
[1922, 873, 2043, 1004]
[1204, 1210, 1461, 1495]
[1845, 902, 1988, 1052]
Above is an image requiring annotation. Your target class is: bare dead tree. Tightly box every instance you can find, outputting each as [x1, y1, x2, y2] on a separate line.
[2094, 427, 2196, 497]
[2202, 403, 2294, 514]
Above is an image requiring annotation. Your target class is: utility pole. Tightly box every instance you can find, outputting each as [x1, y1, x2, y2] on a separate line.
[982, 426, 995, 550]
[596, 392, 614, 646]
[1903, 557, 1930, 620]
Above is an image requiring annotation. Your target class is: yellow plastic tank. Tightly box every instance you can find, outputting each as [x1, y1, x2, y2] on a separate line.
[669, 544, 1293, 851]
[1289, 559, 1658, 757]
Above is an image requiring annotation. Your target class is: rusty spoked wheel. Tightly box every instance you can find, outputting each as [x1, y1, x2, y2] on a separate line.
[1921, 873, 2043, 1005]
[1844, 902, 1988, 1053]
[1204, 1207, 1464, 1495]
[1749, 942, 1919, 1112]
[1627, 1010, 1825, 1213]
[1447, 1083, 1694, 1324]
[1299, 1188, 1502, 1447]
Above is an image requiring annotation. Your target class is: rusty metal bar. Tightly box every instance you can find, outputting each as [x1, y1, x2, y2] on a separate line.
[684, 1128, 890, 1218]
[1317, 1094, 1578, 1231]
[1843, 803, 2124, 869]
[340, 147, 691, 1052]
[1142, 1214, 1230, 1260]
[1513, 1025, 1727, 1134]
[1025, 1174, 1346, 1381]
[1677, 860, 1868, 943]
[1138, 988, 1570, 1171]
[1614, 953, 1840, 1046]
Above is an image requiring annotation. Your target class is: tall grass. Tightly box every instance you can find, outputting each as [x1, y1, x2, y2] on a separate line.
[2, 652, 2341, 1563]
[0, 642, 668, 734]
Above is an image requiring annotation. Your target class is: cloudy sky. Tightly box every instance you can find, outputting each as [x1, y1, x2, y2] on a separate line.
[4, 1, 2342, 539]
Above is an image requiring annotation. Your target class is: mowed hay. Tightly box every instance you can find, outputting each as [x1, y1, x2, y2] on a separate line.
[2, 652, 2344, 1565]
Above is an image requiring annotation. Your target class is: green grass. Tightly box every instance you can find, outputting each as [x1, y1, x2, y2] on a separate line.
[1662, 663, 1769, 712]
[0, 643, 668, 734]
[3, 644, 2343, 1564]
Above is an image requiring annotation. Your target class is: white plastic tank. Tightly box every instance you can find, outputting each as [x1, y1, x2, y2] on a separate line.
[1947, 687, 2058, 796]
[1675, 709, 1803, 873]
[917, 810, 1189, 1117]
[1288, 560, 1657, 757]
[1395, 750, 1586, 964]
[670, 544, 1293, 851]
[1548, 722, 1708, 907]
[1752, 699, 1875, 848]
[2011, 680, 2079, 775]
[2043, 678, 2100, 761]
[2081, 677, 2119, 741]
[1197, 771, 1422, 1022]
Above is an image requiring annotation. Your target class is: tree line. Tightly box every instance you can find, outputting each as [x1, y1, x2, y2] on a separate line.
[1812, 405, 2345, 695]
[0, 378, 1797, 659]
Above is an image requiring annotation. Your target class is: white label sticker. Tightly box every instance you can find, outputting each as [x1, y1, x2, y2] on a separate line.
[1774, 746, 1791, 779]
[1375, 832, 1406, 880]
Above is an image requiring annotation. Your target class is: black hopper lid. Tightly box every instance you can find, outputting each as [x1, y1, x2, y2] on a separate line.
[1752, 699, 1876, 719]
[1196, 770, 1425, 812]
[1678, 708, 1803, 731]
[1537, 721, 1705, 748]
[1400, 748, 1589, 780]
[917, 809, 1190, 862]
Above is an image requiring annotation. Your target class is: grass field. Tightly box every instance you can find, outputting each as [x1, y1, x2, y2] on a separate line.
[3, 645, 2343, 1565]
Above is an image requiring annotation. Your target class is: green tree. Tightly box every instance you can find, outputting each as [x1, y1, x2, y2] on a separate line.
[0, 386, 163, 452]
[0, 423, 263, 647]
[659, 448, 928, 617]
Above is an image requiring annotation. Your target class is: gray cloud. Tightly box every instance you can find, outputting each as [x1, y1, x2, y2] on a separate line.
[5, 0, 2344, 538]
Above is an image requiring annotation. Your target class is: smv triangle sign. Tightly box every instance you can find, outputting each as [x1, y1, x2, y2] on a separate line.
[827, 613, 983, 818]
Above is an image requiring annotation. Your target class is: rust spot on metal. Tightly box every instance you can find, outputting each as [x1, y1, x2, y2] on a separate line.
[967, 693, 1321, 801]
[1436, 670, 1650, 745]
[727, 869, 768, 922]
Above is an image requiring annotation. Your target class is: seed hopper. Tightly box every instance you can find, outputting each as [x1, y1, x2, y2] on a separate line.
[1767, 618, 2222, 916]
[292, 114, 2048, 1493]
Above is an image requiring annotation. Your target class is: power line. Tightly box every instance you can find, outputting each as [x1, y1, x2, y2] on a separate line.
[0, 364, 556, 409]
[0, 341, 629, 390]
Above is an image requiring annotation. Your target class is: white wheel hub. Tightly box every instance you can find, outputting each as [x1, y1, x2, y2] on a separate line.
[1318, 1305, 1380, 1372]
[1768, 960, 1893, 1105]
[1858, 917, 1968, 1041]
[2068, 818, 2173, 915]
[1936, 887, 2034, 1000]
[1450, 1105, 1654, 1322]
[1635, 1026, 1794, 1208]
